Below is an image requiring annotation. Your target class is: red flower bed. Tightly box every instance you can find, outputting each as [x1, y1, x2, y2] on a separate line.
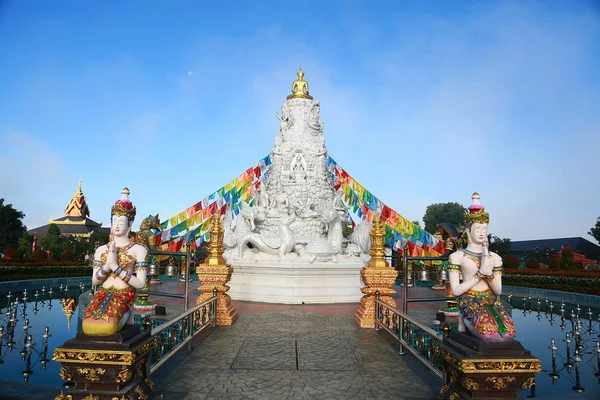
[504, 268, 600, 278]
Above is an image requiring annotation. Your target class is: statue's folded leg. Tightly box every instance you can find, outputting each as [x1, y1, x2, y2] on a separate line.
[82, 287, 136, 336]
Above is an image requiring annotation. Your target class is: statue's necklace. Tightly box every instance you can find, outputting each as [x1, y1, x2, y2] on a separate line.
[461, 248, 482, 267]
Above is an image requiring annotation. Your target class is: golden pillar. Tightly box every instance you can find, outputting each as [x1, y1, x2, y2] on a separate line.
[355, 214, 397, 328]
[196, 215, 238, 325]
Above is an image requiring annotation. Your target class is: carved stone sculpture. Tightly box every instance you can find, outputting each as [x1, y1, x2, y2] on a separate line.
[448, 193, 516, 341]
[223, 68, 371, 262]
[82, 188, 149, 336]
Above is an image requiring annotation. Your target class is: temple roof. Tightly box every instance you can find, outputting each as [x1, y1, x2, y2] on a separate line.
[509, 237, 600, 262]
[27, 221, 110, 238]
[26, 180, 109, 239]
[64, 180, 91, 218]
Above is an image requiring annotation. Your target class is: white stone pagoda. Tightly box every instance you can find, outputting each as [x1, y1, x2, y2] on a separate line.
[223, 67, 368, 304]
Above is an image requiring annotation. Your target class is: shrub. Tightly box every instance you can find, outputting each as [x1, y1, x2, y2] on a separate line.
[525, 258, 540, 269]
[61, 249, 76, 261]
[33, 249, 48, 259]
[2, 248, 20, 259]
[503, 254, 520, 269]
[503, 273, 600, 295]
[0, 265, 92, 281]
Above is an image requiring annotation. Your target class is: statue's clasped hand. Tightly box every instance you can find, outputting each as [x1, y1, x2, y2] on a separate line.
[107, 241, 119, 271]
[479, 240, 494, 276]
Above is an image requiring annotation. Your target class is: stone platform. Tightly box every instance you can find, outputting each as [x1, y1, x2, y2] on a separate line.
[152, 307, 439, 399]
[228, 258, 364, 304]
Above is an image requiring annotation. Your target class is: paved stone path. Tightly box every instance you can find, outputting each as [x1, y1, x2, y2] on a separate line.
[151, 307, 440, 399]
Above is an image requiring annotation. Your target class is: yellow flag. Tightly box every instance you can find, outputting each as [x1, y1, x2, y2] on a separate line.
[179, 211, 187, 223]
[169, 216, 178, 228]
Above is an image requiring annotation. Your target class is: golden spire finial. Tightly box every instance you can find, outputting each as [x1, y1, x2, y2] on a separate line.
[287, 65, 313, 100]
[64, 180, 91, 218]
[367, 214, 389, 269]
[205, 214, 226, 266]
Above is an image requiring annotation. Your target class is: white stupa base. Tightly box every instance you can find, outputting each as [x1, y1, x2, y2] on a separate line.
[228, 255, 365, 304]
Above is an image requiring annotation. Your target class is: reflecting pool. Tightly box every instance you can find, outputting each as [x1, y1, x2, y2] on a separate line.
[506, 296, 600, 398]
[0, 283, 93, 387]
[0, 279, 599, 399]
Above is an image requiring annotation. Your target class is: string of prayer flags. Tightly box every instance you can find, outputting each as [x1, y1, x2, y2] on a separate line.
[326, 156, 443, 257]
[158, 155, 271, 250]
[157, 153, 442, 258]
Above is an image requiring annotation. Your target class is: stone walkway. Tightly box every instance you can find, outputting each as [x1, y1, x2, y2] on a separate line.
[151, 305, 441, 400]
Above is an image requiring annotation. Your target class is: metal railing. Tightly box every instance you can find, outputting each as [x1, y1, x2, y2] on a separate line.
[373, 246, 454, 381]
[375, 294, 444, 380]
[146, 246, 192, 311]
[402, 252, 453, 313]
[146, 289, 217, 375]
[138, 245, 218, 375]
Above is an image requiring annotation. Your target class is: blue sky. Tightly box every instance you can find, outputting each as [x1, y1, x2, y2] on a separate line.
[1, 0, 599, 243]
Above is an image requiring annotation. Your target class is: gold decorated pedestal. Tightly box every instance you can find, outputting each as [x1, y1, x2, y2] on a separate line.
[355, 215, 397, 328]
[196, 215, 238, 326]
[53, 325, 155, 400]
[437, 330, 540, 400]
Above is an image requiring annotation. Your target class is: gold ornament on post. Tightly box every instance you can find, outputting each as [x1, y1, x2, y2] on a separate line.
[195, 214, 238, 325]
[354, 214, 398, 328]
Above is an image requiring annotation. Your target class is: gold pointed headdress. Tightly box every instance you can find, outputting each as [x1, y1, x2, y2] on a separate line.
[464, 192, 489, 226]
[111, 187, 136, 223]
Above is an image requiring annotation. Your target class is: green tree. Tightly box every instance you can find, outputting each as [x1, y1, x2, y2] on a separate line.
[412, 220, 421, 227]
[86, 231, 110, 255]
[488, 235, 511, 257]
[40, 224, 65, 260]
[64, 236, 89, 260]
[422, 202, 466, 233]
[17, 234, 32, 258]
[557, 247, 582, 271]
[0, 199, 27, 252]
[589, 217, 600, 244]
[342, 224, 353, 239]
[503, 254, 520, 268]
[524, 247, 557, 266]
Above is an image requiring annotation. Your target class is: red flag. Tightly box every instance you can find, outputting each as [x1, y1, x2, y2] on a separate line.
[175, 239, 184, 252]
[31, 234, 37, 253]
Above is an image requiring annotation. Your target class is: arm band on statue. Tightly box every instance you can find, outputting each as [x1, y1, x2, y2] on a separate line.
[493, 266, 503, 274]
[476, 271, 494, 281]
[95, 270, 108, 281]
[135, 261, 148, 272]
[92, 260, 103, 268]
[448, 264, 461, 272]
[122, 271, 132, 284]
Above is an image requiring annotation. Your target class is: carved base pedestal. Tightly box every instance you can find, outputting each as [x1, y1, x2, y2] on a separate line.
[354, 266, 397, 328]
[53, 324, 156, 400]
[437, 331, 540, 399]
[197, 290, 238, 326]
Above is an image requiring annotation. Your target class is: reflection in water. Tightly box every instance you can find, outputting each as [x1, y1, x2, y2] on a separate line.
[0, 283, 88, 384]
[506, 294, 600, 398]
